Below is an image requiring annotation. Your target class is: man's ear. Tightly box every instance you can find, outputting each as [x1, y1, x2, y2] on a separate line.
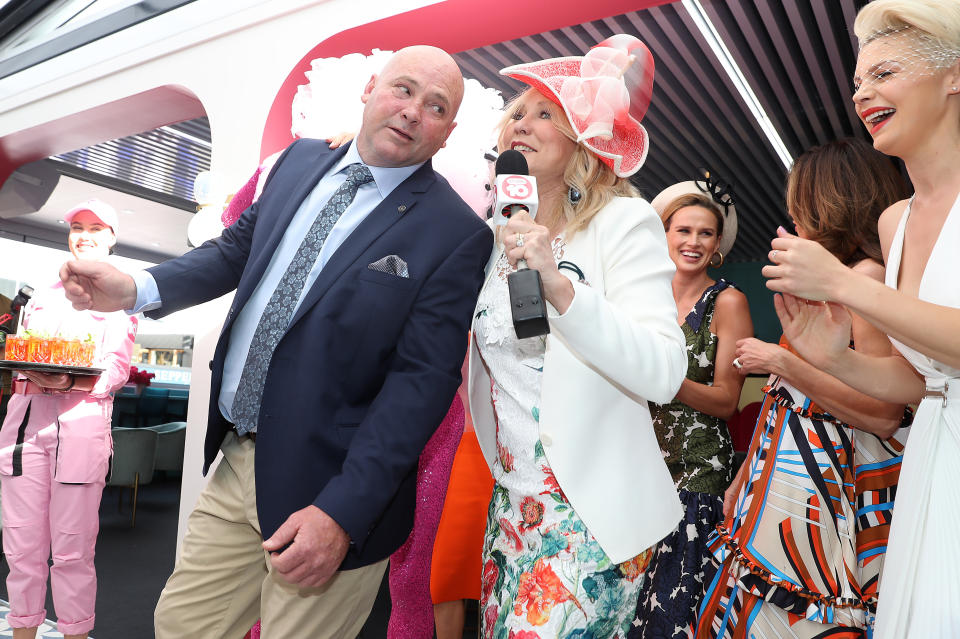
[360, 74, 377, 104]
[440, 121, 458, 149]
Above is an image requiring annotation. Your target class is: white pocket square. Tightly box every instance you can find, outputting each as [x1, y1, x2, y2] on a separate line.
[367, 255, 409, 278]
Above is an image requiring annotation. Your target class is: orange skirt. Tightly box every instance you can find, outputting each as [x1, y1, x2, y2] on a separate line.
[430, 429, 494, 603]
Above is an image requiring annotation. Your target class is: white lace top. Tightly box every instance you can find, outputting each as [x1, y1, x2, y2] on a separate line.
[473, 237, 565, 495]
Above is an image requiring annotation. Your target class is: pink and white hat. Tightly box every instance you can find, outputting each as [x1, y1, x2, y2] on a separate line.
[64, 198, 119, 234]
[500, 34, 655, 178]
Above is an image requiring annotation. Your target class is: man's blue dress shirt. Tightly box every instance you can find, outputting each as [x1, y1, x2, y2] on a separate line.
[132, 143, 421, 423]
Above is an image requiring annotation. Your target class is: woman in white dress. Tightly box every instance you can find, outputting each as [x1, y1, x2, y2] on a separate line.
[762, 1, 960, 636]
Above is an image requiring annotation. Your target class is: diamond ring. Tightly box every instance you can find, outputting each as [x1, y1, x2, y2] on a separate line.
[516, 233, 524, 248]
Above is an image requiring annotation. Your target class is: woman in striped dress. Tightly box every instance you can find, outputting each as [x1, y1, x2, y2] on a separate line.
[696, 139, 911, 638]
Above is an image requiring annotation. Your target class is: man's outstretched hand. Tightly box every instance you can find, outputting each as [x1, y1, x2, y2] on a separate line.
[60, 260, 137, 312]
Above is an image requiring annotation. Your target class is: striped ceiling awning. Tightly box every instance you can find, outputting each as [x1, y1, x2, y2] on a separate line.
[49, 0, 879, 262]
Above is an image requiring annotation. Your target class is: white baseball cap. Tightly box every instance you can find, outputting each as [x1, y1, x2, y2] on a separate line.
[64, 199, 119, 234]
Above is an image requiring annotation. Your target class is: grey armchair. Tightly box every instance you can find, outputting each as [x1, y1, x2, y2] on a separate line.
[145, 421, 187, 476]
[107, 427, 158, 527]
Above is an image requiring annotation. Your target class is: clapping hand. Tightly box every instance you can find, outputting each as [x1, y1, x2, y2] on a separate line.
[774, 292, 851, 370]
[762, 227, 847, 301]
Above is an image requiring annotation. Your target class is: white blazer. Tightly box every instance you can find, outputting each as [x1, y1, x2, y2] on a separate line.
[469, 196, 687, 563]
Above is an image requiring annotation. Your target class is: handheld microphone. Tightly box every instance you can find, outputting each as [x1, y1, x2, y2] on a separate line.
[494, 150, 550, 339]
[493, 151, 539, 226]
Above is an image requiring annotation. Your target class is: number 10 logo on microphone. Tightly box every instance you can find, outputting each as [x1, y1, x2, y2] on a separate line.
[503, 176, 533, 199]
[493, 172, 539, 225]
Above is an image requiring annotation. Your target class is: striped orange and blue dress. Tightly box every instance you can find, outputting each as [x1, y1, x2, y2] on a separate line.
[697, 340, 909, 638]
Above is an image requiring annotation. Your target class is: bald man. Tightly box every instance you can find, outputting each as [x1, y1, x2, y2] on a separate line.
[63, 46, 491, 638]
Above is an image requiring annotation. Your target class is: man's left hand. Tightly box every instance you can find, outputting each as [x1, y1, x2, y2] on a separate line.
[262, 505, 350, 588]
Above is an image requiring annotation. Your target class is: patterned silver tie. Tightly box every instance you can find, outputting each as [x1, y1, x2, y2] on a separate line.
[232, 163, 374, 434]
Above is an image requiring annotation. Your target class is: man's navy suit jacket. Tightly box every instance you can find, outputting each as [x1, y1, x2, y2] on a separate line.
[147, 139, 492, 568]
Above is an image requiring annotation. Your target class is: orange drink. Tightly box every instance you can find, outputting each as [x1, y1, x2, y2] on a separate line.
[10, 336, 27, 361]
[26, 336, 39, 362]
[81, 342, 96, 367]
[28, 337, 52, 363]
[51, 339, 69, 365]
[67, 340, 82, 366]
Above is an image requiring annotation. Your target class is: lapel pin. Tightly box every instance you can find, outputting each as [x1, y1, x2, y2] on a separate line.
[397, 205, 407, 214]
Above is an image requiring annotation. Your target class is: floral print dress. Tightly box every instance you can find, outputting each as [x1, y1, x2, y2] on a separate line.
[475, 241, 651, 639]
[630, 279, 735, 639]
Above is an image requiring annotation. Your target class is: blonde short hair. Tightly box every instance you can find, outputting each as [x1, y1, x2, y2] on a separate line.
[496, 89, 639, 239]
[855, 0, 960, 55]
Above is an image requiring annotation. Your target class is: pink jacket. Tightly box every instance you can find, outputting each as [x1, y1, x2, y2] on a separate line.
[0, 280, 137, 483]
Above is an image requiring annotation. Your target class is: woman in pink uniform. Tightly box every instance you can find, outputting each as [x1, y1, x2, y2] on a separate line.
[0, 199, 137, 639]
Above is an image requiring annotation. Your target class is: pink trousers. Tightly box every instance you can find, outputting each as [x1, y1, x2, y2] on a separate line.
[0, 400, 106, 636]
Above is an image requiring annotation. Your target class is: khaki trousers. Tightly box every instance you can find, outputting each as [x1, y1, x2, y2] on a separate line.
[154, 432, 387, 639]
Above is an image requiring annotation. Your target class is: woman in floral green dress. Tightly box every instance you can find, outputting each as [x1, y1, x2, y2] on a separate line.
[468, 36, 689, 639]
[629, 186, 753, 639]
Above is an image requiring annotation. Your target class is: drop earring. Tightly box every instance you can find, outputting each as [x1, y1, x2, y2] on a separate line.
[568, 186, 581, 204]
